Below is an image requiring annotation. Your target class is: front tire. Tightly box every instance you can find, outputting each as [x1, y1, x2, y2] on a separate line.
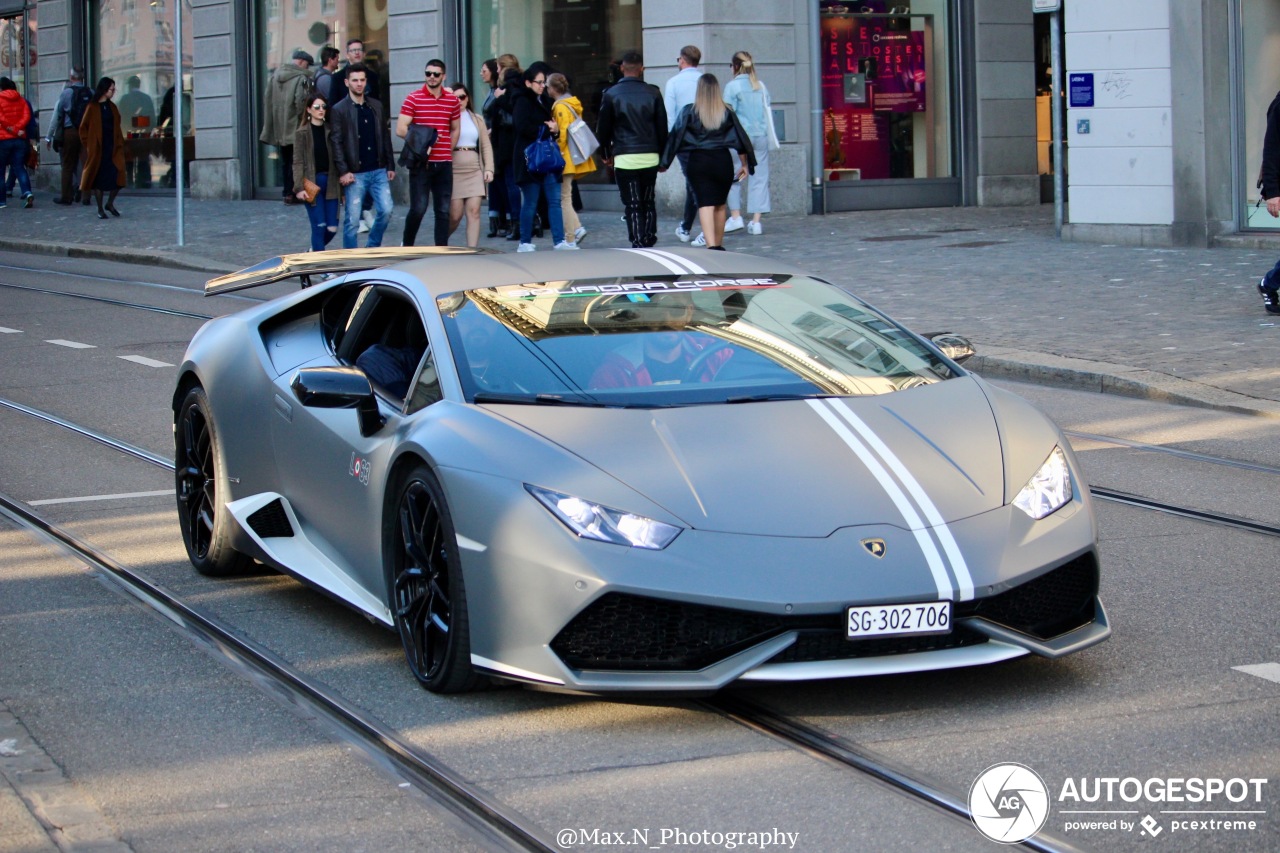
[387, 464, 479, 693]
[175, 387, 250, 576]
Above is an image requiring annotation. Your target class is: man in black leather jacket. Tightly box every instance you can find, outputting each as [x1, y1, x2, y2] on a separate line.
[596, 52, 668, 248]
[1258, 89, 1280, 315]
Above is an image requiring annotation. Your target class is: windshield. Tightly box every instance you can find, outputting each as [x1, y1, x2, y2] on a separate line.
[437, 274, 958, 407]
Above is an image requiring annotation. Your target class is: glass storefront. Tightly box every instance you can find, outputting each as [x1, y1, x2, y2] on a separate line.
[256, 0, 389, 194]
[0, 3, 36, 99]
[819, 0, 956, 208]
[90, 0, 193, 189]
[1238, 0, 1280, 230]
[468, 0, 642, 185]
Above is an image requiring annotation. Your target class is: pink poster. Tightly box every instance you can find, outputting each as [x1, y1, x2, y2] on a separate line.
[821, 15, 926, 180]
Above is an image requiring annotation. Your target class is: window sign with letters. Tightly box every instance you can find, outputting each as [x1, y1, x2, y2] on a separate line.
[1069, 73, 1094, 108]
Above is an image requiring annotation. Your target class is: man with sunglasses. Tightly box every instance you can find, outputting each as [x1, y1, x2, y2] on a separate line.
[397, 59, 461, 246]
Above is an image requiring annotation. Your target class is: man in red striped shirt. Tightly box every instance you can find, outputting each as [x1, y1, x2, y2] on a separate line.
[397, 59, 461, 246]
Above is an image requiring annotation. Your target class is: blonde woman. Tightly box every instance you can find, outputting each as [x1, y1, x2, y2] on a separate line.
[547, 73, 596, 244]
[723, 51, 777, 235]
[660, 73, 754, 250]
[446, 82, 494, 247]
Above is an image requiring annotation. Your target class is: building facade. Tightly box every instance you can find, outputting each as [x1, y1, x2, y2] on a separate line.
[8, 0, 1268, 244]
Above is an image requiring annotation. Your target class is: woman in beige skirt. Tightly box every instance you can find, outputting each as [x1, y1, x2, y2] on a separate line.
[447, 82, 494, 247]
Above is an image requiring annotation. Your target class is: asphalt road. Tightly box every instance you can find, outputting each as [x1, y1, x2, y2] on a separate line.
[0, 251, 1276, 852]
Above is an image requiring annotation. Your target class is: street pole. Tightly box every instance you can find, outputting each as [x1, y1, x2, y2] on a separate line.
[174, 0, 185, 246]
[1050, 9, 1064, 238]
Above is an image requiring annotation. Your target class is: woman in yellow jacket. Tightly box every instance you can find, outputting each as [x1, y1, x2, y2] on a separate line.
[547, 73, 596, 244]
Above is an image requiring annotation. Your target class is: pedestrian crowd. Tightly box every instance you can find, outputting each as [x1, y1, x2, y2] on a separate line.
[249, 40, 780, 254]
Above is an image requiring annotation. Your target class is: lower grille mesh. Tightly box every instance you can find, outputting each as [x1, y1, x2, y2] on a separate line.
[551, 553, 1099, 672]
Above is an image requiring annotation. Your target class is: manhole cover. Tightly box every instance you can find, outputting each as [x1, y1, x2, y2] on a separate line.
[861, 234, 938, 242]
[941, 241, 1006, 248]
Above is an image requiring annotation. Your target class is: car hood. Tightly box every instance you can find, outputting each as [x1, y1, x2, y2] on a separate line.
[500, 377, 1005, 536]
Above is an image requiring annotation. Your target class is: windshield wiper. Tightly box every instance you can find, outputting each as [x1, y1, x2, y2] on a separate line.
[473, 391, 611, 407]
[725, 393, 841, 404]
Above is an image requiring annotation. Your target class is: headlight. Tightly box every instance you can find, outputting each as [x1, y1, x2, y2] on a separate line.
[526, 485, 682, 550]
[1013, 446, 1073, 519]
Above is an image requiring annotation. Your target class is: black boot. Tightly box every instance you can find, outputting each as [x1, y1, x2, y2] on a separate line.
[487, 216, 499, 238]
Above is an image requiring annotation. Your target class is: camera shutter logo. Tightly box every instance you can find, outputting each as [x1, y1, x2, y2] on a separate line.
[969, 763, 1051, 843]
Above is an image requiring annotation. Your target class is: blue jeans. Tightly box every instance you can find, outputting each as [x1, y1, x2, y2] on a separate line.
[0, 139, 31, 206]
[305, 173, 340, 252]
[342, 169, 393, 248]
[519, 172, 565, 246]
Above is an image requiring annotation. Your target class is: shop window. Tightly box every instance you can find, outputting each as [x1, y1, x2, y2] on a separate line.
[255, 0, 390, 194]
[819, 1, 953, 184]
[468, 0, 642, 185]
[1240, 0, 1280, 230]
[0, 8, 36, 99]
[91, 0, 195, 190]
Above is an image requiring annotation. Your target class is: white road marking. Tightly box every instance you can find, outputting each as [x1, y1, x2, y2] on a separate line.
[118, 354, 175, 368]
[1233, 662, 1280, 684]
[28, 489, 173, 506]
[0, 326, 21, 334]
[46, 339, 95, 349]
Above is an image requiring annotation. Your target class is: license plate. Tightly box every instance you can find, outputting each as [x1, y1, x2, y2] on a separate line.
[847, 601, 951, 639]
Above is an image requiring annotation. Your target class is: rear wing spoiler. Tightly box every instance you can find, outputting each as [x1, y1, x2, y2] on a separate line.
[205, 246, 499, 296]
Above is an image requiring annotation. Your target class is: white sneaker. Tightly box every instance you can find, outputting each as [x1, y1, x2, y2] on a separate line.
[357, 218, 370, 234]
[517, 242, 536, 252]
[692, 232, 706, 247]
[554, 241, 579, 250]
[675, 225, 692, 242]
[747, 220, 763, 235]
[724, 215, 745, 233]
[573, 226, 587, 243]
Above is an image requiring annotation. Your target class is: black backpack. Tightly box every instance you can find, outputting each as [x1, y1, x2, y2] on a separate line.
[69, 85, 93, 128]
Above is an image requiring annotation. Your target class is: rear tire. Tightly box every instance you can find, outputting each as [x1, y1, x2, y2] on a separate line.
[386, 464, 479, 693]
[175, 387, 251, 576]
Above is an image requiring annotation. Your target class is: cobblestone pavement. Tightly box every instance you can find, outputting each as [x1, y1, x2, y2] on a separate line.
[2, 193, 1279, 416]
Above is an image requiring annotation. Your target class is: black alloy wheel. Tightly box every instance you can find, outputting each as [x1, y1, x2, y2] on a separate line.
[175, 387, 249, 576]
[389, 465, 478, 693]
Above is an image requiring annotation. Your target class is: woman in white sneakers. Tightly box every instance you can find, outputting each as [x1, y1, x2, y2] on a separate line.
[722, 51, 778, 236]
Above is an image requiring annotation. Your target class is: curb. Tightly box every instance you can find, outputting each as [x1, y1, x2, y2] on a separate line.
[0, 237, 237, 275]
[970, 348, 1280, 420]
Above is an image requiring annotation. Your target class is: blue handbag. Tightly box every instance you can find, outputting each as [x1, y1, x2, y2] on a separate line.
[524, 126, 565, 176]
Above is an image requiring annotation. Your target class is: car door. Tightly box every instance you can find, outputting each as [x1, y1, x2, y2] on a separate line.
[269, 281, 430, 595]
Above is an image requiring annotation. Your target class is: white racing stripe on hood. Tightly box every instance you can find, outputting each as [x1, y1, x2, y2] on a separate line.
[806, 399, 953, 600]
[618, 248, 708, 275]
[827, 399, 976, 601]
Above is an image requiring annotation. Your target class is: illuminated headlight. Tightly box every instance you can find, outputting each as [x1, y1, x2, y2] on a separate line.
[1013, 446, 1073, 520]
[526, 485, 681, 550]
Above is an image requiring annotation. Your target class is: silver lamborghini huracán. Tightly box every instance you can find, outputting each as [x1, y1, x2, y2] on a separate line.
[174, 247, 1109, 694]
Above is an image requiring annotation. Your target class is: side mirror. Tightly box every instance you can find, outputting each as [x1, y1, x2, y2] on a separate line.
[923, 332, 976, 365]
[291, 367, 386, 436]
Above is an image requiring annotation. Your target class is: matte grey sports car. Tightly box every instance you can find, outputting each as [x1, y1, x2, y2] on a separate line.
[174, 246, 1109, 694]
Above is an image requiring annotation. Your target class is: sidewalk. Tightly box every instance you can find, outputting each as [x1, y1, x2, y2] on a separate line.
[2, 194, 1279, 417]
